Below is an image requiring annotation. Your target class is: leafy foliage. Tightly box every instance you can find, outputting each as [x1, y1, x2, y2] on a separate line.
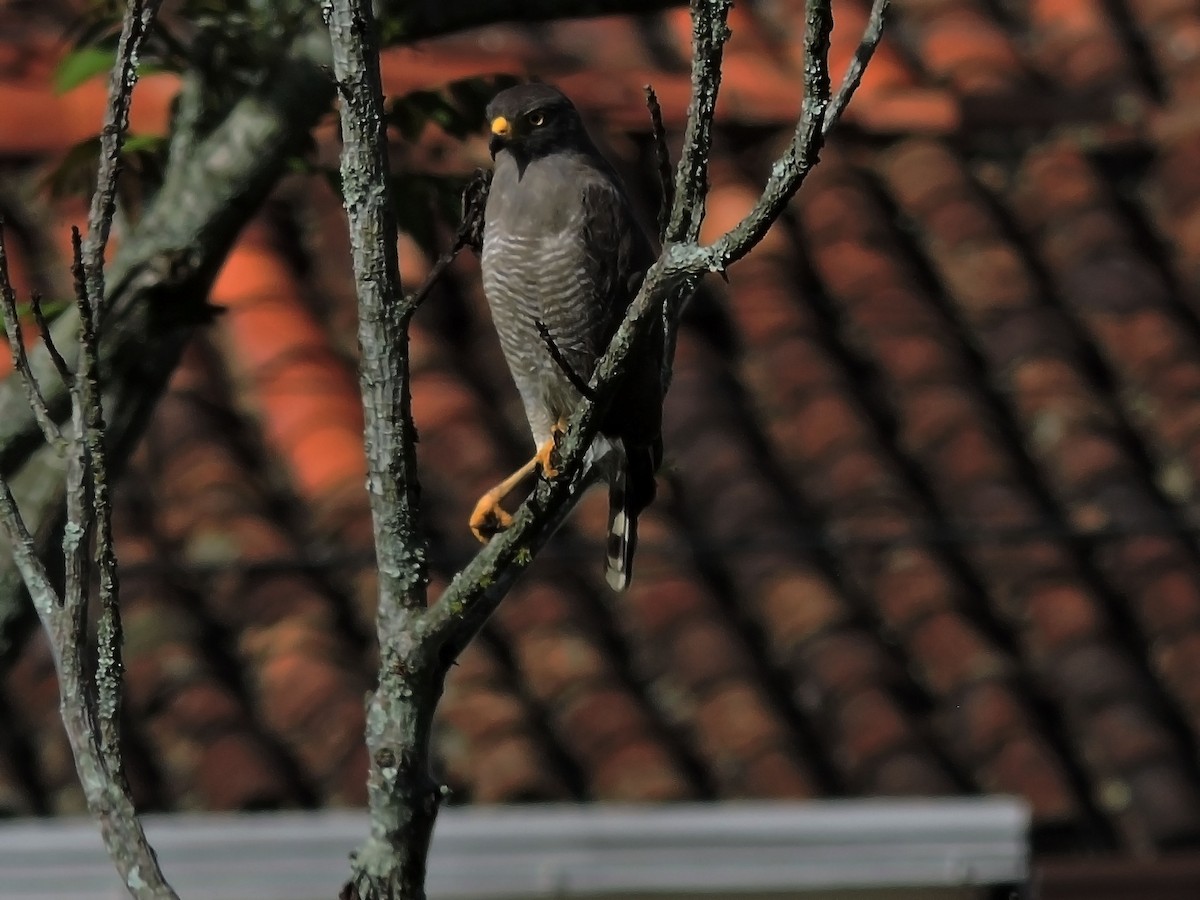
[54, 47, 121, 93]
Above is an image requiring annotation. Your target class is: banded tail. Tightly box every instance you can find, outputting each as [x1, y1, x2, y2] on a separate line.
[604, 440, 659, 591]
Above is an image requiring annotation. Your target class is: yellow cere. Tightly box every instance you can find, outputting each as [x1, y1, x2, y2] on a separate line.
[491, 116, 511, 136]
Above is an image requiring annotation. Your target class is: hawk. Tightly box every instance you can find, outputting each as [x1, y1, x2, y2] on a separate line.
[470, 83, 663, 591]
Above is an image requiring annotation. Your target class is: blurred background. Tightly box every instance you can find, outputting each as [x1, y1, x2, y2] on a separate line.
[3, 0, 1200, 895]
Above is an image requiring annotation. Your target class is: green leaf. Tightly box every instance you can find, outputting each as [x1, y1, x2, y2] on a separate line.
[54, 47, 115, 93]
[121, 133, 167, 154]
[15, 298, 70, 320]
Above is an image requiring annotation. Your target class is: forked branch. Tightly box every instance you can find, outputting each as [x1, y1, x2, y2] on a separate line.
[0, 0, 175, 897]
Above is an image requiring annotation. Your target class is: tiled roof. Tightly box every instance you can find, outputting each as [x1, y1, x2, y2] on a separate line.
[5, 0, 1200, 861]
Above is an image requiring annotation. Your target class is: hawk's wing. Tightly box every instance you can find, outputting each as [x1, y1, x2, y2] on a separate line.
[576, 172, 663, 452]
[578, 176, 656, 353]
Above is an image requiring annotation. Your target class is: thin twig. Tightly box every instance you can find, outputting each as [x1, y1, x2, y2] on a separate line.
[400, 169, 492, 317]
[666, 0, 734, 244]
[0, 224, 65, 450]
[701, 0, 835, 271]
[535, 320, 597, 402]
[30, 292, 72, 385]
[457, 166, 492, 254]
[82, 0, 162, 330]
[824, 0, 889, 136]
[643, 84, 673, 242]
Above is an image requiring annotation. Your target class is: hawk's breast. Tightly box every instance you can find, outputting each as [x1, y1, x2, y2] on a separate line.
[481, 156, 609, 435]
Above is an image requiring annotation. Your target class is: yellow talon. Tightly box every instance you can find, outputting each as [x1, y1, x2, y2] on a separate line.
[536, 421, 567, 479]
[470, 493, 514, 543]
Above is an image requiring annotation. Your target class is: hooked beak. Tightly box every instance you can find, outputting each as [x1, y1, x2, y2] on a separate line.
[488, 115, 510, 158]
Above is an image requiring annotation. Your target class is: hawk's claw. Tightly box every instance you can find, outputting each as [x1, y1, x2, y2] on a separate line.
[470, 494, 513, 542]
[536, 421, 568, 480]
[535, 438, 559, 479]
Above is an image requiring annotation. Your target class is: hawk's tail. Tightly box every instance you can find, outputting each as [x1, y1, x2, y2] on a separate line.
[604, 440, 658, 592]
[604, 461, 636, 592]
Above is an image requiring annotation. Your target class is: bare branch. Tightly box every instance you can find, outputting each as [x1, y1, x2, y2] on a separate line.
[824, 0, 889, 137]
[0, 224, 65, 451]
[82, 0, 162, 330]
[426, 0, 838, 656]
[666, 0, 733, 244]
[70, 227, 126, 775]
[400, 168, 492, 316]
[325, 0, 426, 613]
[31, 294, 72, 386]
[701, 0, 834, 271]
[0, 0, 177, 894]
[536, 320, 597, 402]
[0, 481, 52, 599]
[325, 0, 437, 894]
[643, 84, 674, 241]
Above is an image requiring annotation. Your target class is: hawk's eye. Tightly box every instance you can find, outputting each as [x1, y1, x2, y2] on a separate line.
[527, 111, 546, 127]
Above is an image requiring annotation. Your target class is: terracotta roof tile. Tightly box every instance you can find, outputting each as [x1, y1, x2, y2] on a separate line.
[119, 534, 297, 810]
[436, 639, 570, 803]
[908, 5, 1030, 96]
[1026, 0, 1144, 97]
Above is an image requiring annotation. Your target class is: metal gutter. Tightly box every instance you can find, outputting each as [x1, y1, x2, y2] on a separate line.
[0, 798, 1029, 899]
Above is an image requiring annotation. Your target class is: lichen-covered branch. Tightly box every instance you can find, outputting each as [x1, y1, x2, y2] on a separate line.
[700, 0, 836, 270]
[323, 0, 440, 895]
[665, 0, 733, 245]
[83, 0, 162, 331]
[0, 1, 178, 895]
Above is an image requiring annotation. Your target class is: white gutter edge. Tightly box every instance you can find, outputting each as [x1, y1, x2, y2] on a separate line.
[0, 797, 1030, 899]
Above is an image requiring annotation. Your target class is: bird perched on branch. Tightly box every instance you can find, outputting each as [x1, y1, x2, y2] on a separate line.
[471, 83, 664, 591]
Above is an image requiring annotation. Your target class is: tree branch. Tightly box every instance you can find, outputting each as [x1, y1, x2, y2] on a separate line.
[31, 292, 71, 386]
[699, 0, 836, 271]
[0, 225, 64, 451]
[643, 84, 674, 241]
[325, 0, 441, 895]
[83, 0, 161, 331]
[399, 168, 491, 316]
[536, 320, 597, 402]
[70, 226, 126, 780]
[665, 0, 733, 244]
[825, 0, 889, 137]
[0, 3, 178, 891]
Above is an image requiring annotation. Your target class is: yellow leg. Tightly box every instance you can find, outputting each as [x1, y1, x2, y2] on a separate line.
[469, 456, 538, 542]
[535, 420, 568, 479]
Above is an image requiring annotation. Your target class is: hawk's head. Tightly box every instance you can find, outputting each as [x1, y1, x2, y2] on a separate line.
[486, 83, 588, 163]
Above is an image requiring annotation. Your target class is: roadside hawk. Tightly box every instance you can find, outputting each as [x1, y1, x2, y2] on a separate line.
[471, 83, 663, 591]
